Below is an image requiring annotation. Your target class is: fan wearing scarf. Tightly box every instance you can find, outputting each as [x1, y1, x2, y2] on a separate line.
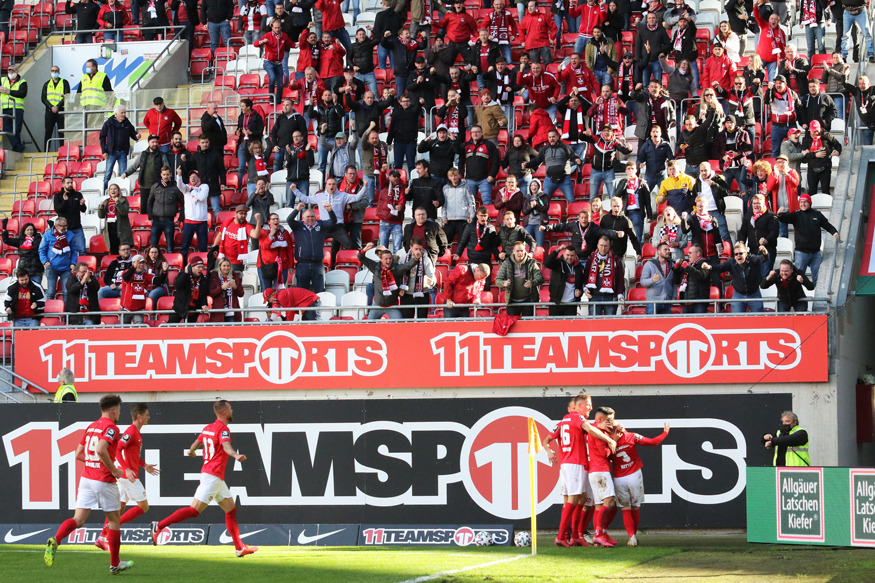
[257, 212, 293, 292]
[39, 217, 79, 302]
[640, 242, 677, 315]
[2, 219, 43, 280]
[496, 240, 544, 317]
[681, 196, 726, 288]
[359, 242, 417, 320]
[672, 243, 712, 314]
[4, 269, 45, 327]
[65, 261, 100, 326]
[543, 244, 584, 316]
[169, 256, 209, 324]
[651, 206, 688, 262]
[399, 237, 437, 319]
[377, 169, 407, 254]
[121, 254, 166, 324]
[214, 205, 264, 272]
[737, 193, 779, 279]
[753, 0, 786, 81]
[583, 236, 625, 316]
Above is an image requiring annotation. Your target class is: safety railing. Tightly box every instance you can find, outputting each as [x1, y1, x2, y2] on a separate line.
[0, 365, 50, 403]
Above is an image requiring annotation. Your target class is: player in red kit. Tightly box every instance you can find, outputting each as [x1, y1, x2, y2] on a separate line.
[544, 394, 616, 547]
[45, 394, 133, 574]
[610, 420, 670, 546]
[587, 406, 619, 547]
[95, 403, 160, 551]
[151, 400, 257, 557]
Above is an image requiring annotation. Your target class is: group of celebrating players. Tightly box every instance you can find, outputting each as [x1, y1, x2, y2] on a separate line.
[544, 393, 669, 548]
[43, 397, 253, 574]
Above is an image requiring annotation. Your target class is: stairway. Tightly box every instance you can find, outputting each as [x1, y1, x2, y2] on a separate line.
[0, 152, 45, 216]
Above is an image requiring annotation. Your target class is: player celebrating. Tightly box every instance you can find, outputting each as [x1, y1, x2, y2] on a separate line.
[151, 400, 257, 557]
[44, 394, 133, 574]
[95, 403, 160, 551]
[611, 420, 670, 546]
[543, 394, 616, 547]
[588, 406, 619, 548]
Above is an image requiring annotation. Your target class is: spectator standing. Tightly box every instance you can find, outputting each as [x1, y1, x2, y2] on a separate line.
[543, 245, 584, 316]
[79, 59, 113, 129]
[376, 170, 406, 253]
[713, 115, 753, 198]
[372, 0, 403, 70]
[455, 206, 500, 266]
[121, 254, 165, 323]
[635, 12, 671, 86]
[283, 130, 314, 207]
[503, 132, 537, 194]
[316, 0, 352, 50]
[651, 206, 688, 262]
[496, 240, 543, 317]
[481, 0, 517, 63]
[753, 0, 786, 81]
[359, 242, 416, 320]
[215, 206, 264, 272]
[52, 177, 87, 255]
[737, 194, 779, 277]
[672, 243, 711, 313]
[66, 0, 101, 44]
[776, 193, 839, 284]
[240, 0, 268, 45]
[519, 0, 557, 64]
[658, 55, 697, 104]
[473, 89, 508, 143]
[209, 258, 244, 322]
[439, 1, 480, 64]
[614, 162, 652, 244]
[167, 132, 191, 177]
[146, 167, 184, 252]
[494, 174, 524, 224]
[407, 160, 445, 221]
[801, 121, 841, 196]
[42, 65, 70, 150]
[2, 220, 43, 281]
[269, 98, 308, 174]
[142, 97, 182, 152]
[442, 168, 475, 245]
[236, 102, 267, 188]
[461, 125, 500, 205]
[669, 15, 700, 90]
[402, 207, 449, 264]
[692, 162, 731, 242]
[175, 168, 210, 257]
[716, 76, 759, 148]
[761, 260, 815, 312]
[246, 178, 274, 226]
[4, 269, 45, 327]
[776, 44, 810, 98]
[631, 80, 674, 143]
[0, 64, 26, 153]
[640, 242, 676, 315]
[99, 106, 140, 191]
[257, 212, 293, 291]
[708, 241, 767, 313]
[245, 143, 271, 196]
[843, 76, 875, 146]
[169, 257, 209, 323]
[143, 246, 171, 304]
[398, 238, 437, 319]
[189, 135, 225, 213]
[442, 263, 490, 317]
[517, 61, 561, 117]
[799, 0, 828, 59]
[657, 160, 696, 216]
[39, 217, 78, 301]
[523, 130, 582, 204]
[583, 235, 625, 315]
[125, 135, 170, 194]
[584, 28, 618, 90]
[65, 262, 100, 325]
[780, 128, 805, 177]
[288, 203, 337, 292]
[764, 155, 801, 237]
[348, 29, 381, 95]
[637, 125, 674, 196]
[200, 101, 228, 151]
[682, 196, 725, 279]
[542, 208, 614, 259]
[418, 126, 461, 189]
[97, 244, 133, 300]
[386, 94, 423, 174]
[581, 124, 632, 202]
[819, 53, 849, 116]
[601, 197, 641, 260]
[569, 0, 606, 59]
[799, 79, 837, 132]
[839, 0, 875, 63]
[293, 176, 364, 268]
[702, 42, 736, 95]
[763, 411, 810, 466]
[496, 210, 535, 260]
[201, 0, 235, 56]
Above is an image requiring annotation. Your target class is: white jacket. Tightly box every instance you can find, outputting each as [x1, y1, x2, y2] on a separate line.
[176, 175, 210, 223]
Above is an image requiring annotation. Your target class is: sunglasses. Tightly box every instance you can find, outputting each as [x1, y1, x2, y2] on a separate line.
[734, 252, 745, 257]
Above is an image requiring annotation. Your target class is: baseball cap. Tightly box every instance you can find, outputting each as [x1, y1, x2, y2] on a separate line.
[262, 287, 275, 298]
[724, 115, 736, 124]
[131, 254, 144, 263]
[148, 134, 159, 142]
[776, 154, 789, 161]
[774, 75, 787, 83]
[188, 256, 204, 266]
[235, 204, 248, 212]
[335, 131, 347, 139]
[787, 128, 802, 136]
[600, 123, 612, 131]
[414, 56, 426, 64]
[623, 52, 633, 58]
[436, 124, 449, 132]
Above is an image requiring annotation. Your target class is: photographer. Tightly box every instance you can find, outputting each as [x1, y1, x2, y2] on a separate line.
[763, 411, 810, 466]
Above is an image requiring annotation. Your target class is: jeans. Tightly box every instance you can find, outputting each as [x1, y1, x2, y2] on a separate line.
[103, 31, 119, 42]
[288, 179, 308, 207]
[377, 43, 394, 69]
[779, 220, 789, 238]
[341, 0, 359, 23]
[3, 108, 23, 152]
[528, 47, 552, 65]
[544, 175, 574, 204]
[770, 124, 790, 158]
[393, 141, 416, 173]
[210, 194, 221, 214]
[379, 221, 404, 253]
[526, 223, 545, 248]
[98, 285, 122, 300]
[356, 71, 378, 96]
[104, 151, 128, 190]
[180, 221, 208, 254]
[642, 60, 663, 86]
[45, 267, 71, 301]
[554, 14, 576, 44]
[860, 127, 875, 146]
[730, 289, 763, 313]
[264, 60, 284, 105]
[68, 228, 86, 257]
[395, 75, 408, 96]
[765, 61, 778, 83]
[363, 174, 376, 204]
[645, 302, 673, 315]
[148, 285, 167, 304]
[573, 36, 592, 57]
[75, 32, 93, 44]
[466, 178, 493, 205]
[444, 306, 471, 318]
[627, 208, 645, 243]
[237, 142, 249, 183]
[795, 250, 823, 284]
[805, 24, 826, 58]
[684, 302, 708, 314]
[842, 11, 875, 59]
[723, 166, 749, 194]
[588, 292, 617, 315]
[295, 261, 324, 293]
[208, 21, 232, 54]
[368, 306, 403, 319]
[328, 27, 352, 52]
[150, 219, 176, 252]
[593, 69, 612, 88]
[590, 169, 615, 200]
[712, 210, 731, 243]
[13, 317, 42, 328]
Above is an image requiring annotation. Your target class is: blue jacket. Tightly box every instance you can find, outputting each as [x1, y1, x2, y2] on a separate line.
[636, 139, 675, 183]
[99, 115, 138, 154]
[287, 208, 337, 263]
[38, 228, 79, 271]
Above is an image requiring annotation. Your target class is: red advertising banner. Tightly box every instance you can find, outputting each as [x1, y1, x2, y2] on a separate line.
[14, 316, 828, 392]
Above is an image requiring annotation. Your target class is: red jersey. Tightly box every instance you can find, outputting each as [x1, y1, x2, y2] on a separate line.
[586, 428, 612, 473]
[219, 218, 255, 265]
[516, 71, 560, 109]
[549, 412, 589, 468]
[116, 424, 144, 475]
[80, 416, 121, 483]
[121, 270, 156, 312]
[15, 287, 35, 317]
[199, 419, 232, 479]
[611, 430, 668, 478]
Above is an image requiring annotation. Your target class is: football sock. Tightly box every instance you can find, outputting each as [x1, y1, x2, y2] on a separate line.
[99, 519, 108, 540]
[571, 504, 583, 538]
[592, 507, 603, 535]
[55, 518, 78, 544]
[622, 509, 635, 537]
[604, 506, 618, 530]
[558, 502, 573, 540]
[632, 508, 640, 531]
[582, 505, 595, 534]
[107, 528, 120, 568]
[225, 508, 243, 551]
[120, 506, 145, 525]
[158, 506, 200, 530]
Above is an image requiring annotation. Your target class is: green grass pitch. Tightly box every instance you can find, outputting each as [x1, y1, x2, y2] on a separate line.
[3, 534, 875, 582]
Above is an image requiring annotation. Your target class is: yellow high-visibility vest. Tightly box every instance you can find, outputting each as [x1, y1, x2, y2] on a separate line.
[0, 77, 25, 110]
[79, 72, 108, 108]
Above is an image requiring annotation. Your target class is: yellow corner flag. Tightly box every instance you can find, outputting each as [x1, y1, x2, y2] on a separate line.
[527, 418, 541, 555]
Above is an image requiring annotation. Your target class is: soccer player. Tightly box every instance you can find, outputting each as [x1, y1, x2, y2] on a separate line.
[544, 394, 616, 547]
[587, 406, 620, 547]
[44, 394, 133, 574]
[611, 420, 670, 546]
[95, 403, 160, 551]
[151, 400, 257, 557]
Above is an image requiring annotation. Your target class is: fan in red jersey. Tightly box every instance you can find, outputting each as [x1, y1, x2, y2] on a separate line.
[151, 400, 257, 558]
[44, 395, 134, 574]
[587, 406, 620, 547]
[610, 420, 670, 546]
[95, 403, 160, 552]
[543, 394, 616, 548]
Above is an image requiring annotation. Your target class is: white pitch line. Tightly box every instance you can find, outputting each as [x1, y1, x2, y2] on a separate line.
[397, 553, 529, 583]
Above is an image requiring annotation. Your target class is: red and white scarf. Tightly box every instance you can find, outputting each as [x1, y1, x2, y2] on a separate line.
[494, 70, 512, 103]
[765, 23, 786, 59]
[445, 104, 461, 132]
[618, 62, 634, 97]
[106, 199, 117, 222]
[664, 222, 679, 242]
[52, 230, 70, 255]
[801, 0, 819, 27]
[373, 143, 388, 187]
[673, 27, 686, 52]
[487, 9, 512, 42]
[594, 96, 620, 129]
[474, 223, 488, 251]
[254, 155, 269, 176]
[269, 229, 291, 288]
[626, 178, 639, 208]
[304, 80, 320, 106]
[400, 37, 419, 51]
[697, 211, 713, 231]
[751, 209, 763, 225]
[78, 274, 90, 312]
[221, 274, 234, 308]
[810, 134, 822, 152]
[190, 275, 201, 307]
[561, 107, 585, 141]
[577, 222, 590, 252]
[404, 250, 427, 297]
[587, 252, 616, 293]
[20, 235, 34, 250]
[386, 181, 404, 215]
[380, 265, 398, 295]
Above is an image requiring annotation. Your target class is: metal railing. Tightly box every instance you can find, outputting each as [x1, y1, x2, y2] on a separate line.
[0, 365, 50, 402]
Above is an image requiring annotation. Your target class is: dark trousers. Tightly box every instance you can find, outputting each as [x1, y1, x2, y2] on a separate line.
[506, 301, 534, 317]
[3, 107, 24, 152]
[393, 141, 416, 173]
[444, 306, 471, 318]
[295, 260, 324, 293]
[180, 221, 209, 255]
[106, 222, 119, 254]
[400, 293, 430, 319]
[329, 222, 357, 267]
[150, 219, 176, 252]
[444, 219, 468, 246]
[808, 167, 831, 195]
[45, 108, 64, 150]
[549, 304, 578, 316]
[168, 311, 201, 323]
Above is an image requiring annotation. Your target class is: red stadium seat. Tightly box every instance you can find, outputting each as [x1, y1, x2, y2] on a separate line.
[89, 235, 109, 254]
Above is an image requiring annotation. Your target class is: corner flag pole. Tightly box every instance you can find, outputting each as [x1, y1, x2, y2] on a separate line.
[527, 417, 541, 556]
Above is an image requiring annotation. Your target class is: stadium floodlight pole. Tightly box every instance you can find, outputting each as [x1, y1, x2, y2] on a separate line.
[527, 417, 541, 556]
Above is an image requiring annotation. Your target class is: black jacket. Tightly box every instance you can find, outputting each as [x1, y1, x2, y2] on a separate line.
[2, 229, 42, 275]
[166, 146, 191, 178]
[236, 110, 265, 144]
[738, 211, 779, 262]
[52, 189, 86, 230]
[673, 257, 712, 301]
[288, 208, 337, 263]
[682, 213, 725, 258]
[691, 174, 731, 214]
[65, 273, 100, 325]
[402, 220, 449, 263]
[544, 220, 615, 259]
[417, 136, 462, 180]
[200, 112, 228, 149]
[456, 221, 500, 265]
[66, 0, 100, 31]
[41, 78, 70, 112]
[713, 254, 768, 295]
[600, 213, 641, 257]
[761, 267, 815, 307]
[381, 36, 426, 77]
[405, 68, 441, 111]
[200, 0, 234, 24]
[284, 143, 315, 182]
[4, 280, 45, 319]
[103, 257, 133, 287]
[172, 268, 209, 318]
[777, 208, 838, 253]
[189, 146, 225, 194]
[670, 22, 699, 63]
[615, 178, 654, 220]
[347, 36, 381, 74]
[387, 101, 423, 144]
[311, 101, 346, 138]
[801, 132, 842, 173]
[407, 175, 446, 221]
[127, 149, 171, 192]
[798, 93, 837, 131]
[372, 7, 403, 43]
[147, 182, 185, 222]
[843, 82, 875, 129]
[269, 111, 308, 150]
[635, 21, 670, 66]
[543, 248, 584, 304]
[346, 95, 392, 138]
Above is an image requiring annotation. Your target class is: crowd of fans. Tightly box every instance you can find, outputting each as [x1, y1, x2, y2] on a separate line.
[4, 0, 867, 326]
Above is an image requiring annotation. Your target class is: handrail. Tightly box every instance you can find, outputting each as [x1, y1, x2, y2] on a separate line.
[0, 365, 50, 398]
